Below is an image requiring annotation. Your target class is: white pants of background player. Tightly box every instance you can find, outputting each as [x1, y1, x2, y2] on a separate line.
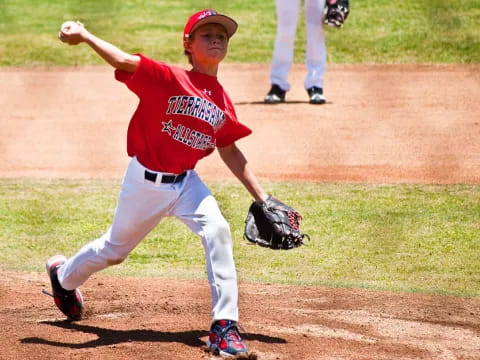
[57, 156, 239, 321]
[270, 0, 327, 91]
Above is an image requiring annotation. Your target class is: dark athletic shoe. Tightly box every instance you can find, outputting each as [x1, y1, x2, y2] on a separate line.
[264, 84, 286, 104]
[207, 319, 248, 357]
[45, 255, 84, 321]
[307, 86, 326, 104]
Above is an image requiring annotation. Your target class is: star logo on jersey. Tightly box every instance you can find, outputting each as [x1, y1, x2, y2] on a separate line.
[203, 88, 212, 96]
[162, 120, 176, 136]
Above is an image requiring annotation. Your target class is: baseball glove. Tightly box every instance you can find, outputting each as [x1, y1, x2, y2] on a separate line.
[324, 0, 350, 28]
[244, 195, 309, 250]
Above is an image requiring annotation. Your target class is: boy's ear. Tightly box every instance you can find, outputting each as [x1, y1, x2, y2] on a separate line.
[183, 39, 191, 52]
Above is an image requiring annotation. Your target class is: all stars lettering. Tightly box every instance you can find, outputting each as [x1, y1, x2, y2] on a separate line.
[162, 120, 215, 151]
[173, 124, 215, 150]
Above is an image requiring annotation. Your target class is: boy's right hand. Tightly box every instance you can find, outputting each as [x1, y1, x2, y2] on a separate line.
[58, 21, 86, 45]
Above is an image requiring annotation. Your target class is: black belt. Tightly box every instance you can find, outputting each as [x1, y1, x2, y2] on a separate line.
[144, 170, 187, 184]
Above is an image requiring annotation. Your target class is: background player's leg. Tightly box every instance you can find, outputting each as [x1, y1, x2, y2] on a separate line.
[304, 0, 327, 90]
[58, 157, 176, 290]
[172, 171, 239, 322]
[270, 0, 301, 92]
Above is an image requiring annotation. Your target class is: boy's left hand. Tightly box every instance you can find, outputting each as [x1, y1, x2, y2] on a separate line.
[244, 195, 310, 250]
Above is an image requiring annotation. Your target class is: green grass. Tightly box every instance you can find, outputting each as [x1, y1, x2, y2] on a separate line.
[1, 179, 479, 297]
[0, 0, 479, 65]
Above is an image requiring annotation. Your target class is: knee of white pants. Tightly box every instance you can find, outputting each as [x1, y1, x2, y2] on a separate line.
[57, 236, 130, 290]
[201, 216, 236, 274]
[204, 217, 231, 246]
[93, 232, 132, 266]
[99, 244, 130, 266]
[276, 25, 296, 48]
[103, 252, 126, 266]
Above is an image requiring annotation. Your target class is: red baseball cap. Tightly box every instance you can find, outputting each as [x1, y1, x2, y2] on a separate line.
[183, 9, 238, 40]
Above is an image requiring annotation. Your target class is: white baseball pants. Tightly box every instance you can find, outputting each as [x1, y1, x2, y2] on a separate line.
[57, 156, 239, 321]
[270, 0, 327, 91]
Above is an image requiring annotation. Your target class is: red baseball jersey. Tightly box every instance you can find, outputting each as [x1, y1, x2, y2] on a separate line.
[115, 54, 252, 173]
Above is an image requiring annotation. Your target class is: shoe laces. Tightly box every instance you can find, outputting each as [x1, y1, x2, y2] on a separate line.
[213, 320, 245, 341]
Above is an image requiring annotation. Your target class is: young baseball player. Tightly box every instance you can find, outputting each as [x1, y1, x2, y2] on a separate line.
[47, 9, 268, 357]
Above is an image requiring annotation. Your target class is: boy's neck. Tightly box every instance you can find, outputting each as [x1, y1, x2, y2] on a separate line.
[191, 63, 219, 77]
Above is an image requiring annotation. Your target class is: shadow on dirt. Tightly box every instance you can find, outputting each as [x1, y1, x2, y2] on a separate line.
[21, 320, 287, 349]
[234, 100, 329, 105]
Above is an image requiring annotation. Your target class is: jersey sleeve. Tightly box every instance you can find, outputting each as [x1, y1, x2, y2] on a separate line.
[114, 54, 171, 97]
[215, 98, 252, 148]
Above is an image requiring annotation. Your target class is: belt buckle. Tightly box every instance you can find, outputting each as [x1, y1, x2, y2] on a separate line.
[145, 170, 185, 185]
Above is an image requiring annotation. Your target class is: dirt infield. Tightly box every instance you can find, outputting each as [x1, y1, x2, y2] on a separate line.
[1, 64, 479, 182]
[2, 271, 480, 360]
[1, 64, 479, 359]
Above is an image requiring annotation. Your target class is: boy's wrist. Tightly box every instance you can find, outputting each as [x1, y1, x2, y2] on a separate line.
[80, 28, 92, 43]
[255, 193, 268, 204]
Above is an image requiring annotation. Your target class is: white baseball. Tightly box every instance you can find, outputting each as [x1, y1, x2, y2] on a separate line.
[61, 21, 78, 32]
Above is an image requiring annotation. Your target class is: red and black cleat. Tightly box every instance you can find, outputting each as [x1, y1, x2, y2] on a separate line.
[207, 319, 248, 357]
[45, 255, 84, 321]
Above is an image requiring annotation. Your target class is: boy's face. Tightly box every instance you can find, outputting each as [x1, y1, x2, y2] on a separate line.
[186, 23, 229, 66]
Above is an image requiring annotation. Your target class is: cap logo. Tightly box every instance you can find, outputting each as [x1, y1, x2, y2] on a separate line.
[198, 10, 217, 20]
[184, 9, 237, 41]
